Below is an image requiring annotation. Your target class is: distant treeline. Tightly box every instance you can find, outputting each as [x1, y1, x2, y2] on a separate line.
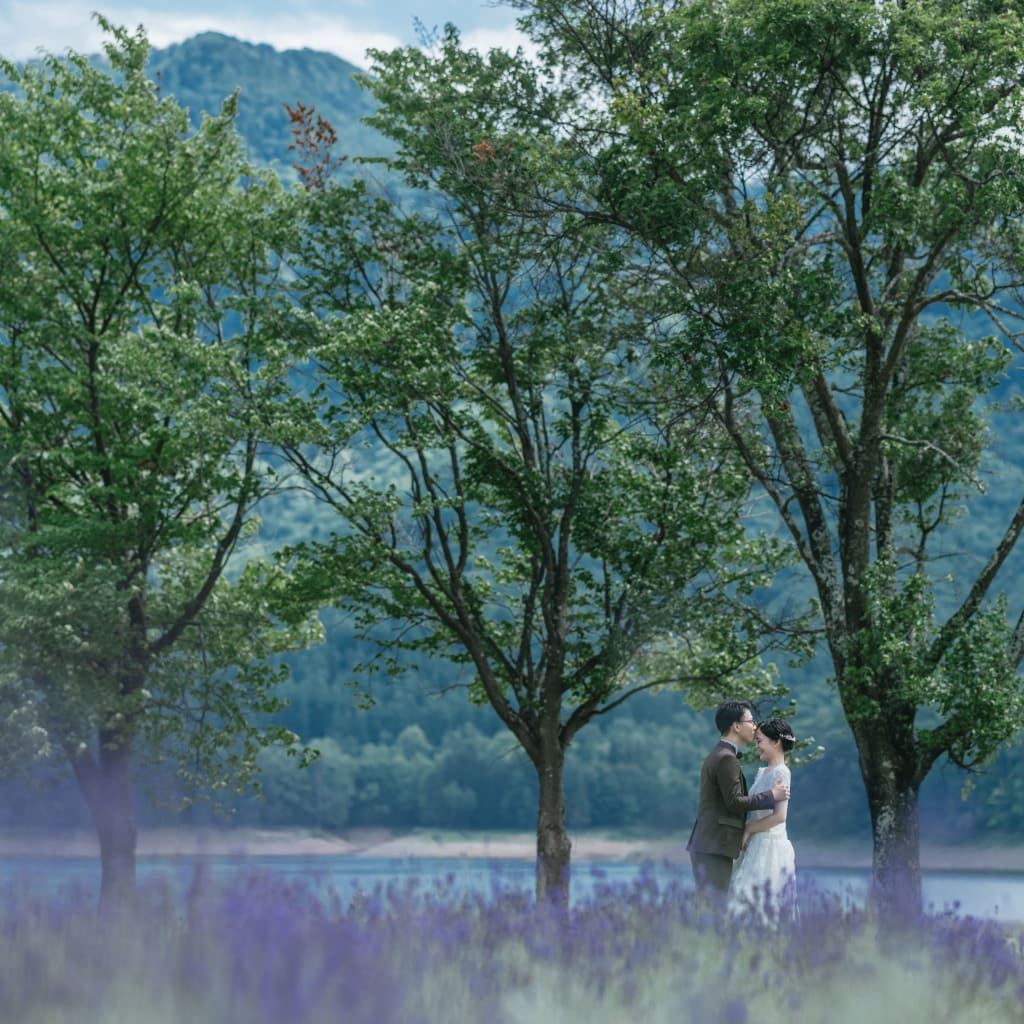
[3, 642, 1018, 845]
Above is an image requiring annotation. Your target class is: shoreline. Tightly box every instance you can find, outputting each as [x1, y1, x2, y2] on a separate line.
[0, 827, 1021, 872]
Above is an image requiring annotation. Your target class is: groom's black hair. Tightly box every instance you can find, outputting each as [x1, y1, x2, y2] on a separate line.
[715, 699, 755, 735]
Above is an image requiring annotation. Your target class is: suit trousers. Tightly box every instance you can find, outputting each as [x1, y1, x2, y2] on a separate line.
[690, 851, 733, 893]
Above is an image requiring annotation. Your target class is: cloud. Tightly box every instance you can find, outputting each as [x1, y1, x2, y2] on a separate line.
[132, 12, 404, 69]
[1, 1, 532, 71]
[3, 4, 402, 69]
[4, 2, 108, 61]
[460, 24, 537, 60]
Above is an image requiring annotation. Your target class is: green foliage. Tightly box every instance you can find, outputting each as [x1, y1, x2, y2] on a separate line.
[513, 0, 1024, 903]
[0, 21, 319, 827]
[279, 29, 802, 789]
[9, 13, 1024, 865]
[842, 561, 1022, 772]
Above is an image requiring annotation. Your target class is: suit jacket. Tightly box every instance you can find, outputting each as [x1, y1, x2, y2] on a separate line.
[686, 740, 777, 860]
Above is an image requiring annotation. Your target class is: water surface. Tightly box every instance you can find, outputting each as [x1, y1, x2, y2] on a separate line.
[1, 853, 1020, 920]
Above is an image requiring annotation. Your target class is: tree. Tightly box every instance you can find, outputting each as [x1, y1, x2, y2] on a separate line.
[0, 22, 318, 908]
[280, 29, 795, 903]
[516, 0, 1024, 915]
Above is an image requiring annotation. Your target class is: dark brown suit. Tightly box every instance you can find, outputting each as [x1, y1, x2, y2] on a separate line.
[687, 739, 777, 892]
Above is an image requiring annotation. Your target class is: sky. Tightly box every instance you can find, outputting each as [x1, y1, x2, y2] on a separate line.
[4, 0, 532, 70]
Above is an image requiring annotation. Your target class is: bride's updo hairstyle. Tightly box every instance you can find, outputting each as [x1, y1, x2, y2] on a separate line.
[758, 718, 796, 753]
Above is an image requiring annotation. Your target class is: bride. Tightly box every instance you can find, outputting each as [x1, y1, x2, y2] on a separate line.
[728, 717, 797, 924]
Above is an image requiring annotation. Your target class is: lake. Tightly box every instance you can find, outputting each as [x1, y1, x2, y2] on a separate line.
[1, 853, 1022, 921]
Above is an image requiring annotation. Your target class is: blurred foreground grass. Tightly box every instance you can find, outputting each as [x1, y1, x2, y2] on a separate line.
[1, 869, 1021, 1023]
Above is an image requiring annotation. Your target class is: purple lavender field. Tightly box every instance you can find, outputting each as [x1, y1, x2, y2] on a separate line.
[2, 868, 1023, 1024]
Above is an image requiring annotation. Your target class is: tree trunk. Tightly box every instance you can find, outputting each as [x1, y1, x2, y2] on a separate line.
[95, 778, 138, 912]
[535, 747, 571, 906]
[73, 728, 138, 912]
[856, 728, 922, 921]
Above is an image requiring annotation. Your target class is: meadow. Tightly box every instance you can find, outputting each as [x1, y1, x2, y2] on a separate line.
[1, 869, 1021, 1024]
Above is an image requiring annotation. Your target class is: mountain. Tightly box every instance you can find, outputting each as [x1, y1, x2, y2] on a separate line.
[146, 32, 389, 174]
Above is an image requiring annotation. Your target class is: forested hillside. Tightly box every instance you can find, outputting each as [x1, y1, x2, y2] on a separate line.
[147, 32, 388, 172]
[2, 28, 1022, 850]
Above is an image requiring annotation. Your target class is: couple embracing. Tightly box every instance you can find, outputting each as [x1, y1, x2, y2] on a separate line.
[687, 699, 797, 922]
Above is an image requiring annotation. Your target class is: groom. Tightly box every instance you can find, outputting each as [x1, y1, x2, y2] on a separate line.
[686, 699, 790, 895]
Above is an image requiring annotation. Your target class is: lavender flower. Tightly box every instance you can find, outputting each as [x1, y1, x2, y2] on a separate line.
[0, 866, 1021, 1024]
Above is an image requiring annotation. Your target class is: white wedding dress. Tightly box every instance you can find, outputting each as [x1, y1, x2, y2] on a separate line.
[727, 763, 796, 924]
